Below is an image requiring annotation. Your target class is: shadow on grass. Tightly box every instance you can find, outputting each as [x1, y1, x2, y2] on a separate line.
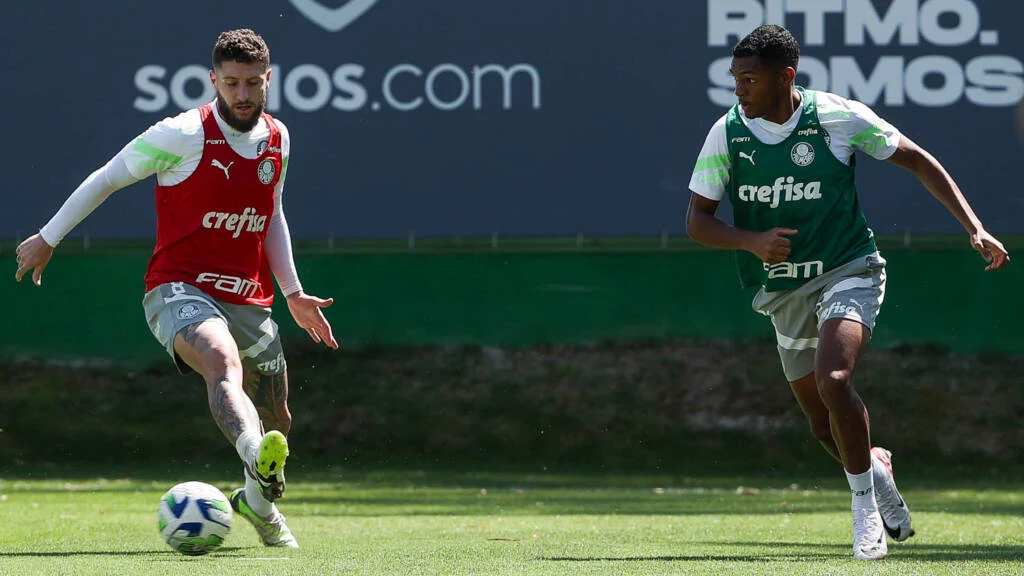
[539, 541, 1024, 563]
[293, 489, 1024, 518]
[0, 546, 258, 558]
[540, 554, 838, 562]
[6, 479, 1024, 518]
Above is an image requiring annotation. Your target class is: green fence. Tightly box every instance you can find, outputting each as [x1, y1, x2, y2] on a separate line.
[2, 240, 1020, 367]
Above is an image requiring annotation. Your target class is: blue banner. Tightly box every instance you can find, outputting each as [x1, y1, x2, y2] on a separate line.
[3, 0, 1022, 239]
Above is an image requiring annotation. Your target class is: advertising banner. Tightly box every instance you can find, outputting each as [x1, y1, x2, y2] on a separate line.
[3, 0, 1021, 239]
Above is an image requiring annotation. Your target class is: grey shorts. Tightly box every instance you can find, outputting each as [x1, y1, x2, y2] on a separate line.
[751, 253, 887, 382]
[142, 281, 287, 375]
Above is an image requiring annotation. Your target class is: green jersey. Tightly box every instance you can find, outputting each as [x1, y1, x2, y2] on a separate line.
[725, 88, 877, 291]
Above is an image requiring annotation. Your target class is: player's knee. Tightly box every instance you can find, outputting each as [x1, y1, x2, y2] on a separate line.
[176, 326, 243, 383]
[816, 369, 854, 404]
[198, 348, 243, 385]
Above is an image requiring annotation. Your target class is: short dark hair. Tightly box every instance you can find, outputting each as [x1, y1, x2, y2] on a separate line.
[212, 29, 270, 69]
[732, 24, 800, 70]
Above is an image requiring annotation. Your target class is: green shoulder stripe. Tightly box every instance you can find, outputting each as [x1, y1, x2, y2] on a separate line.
[850, 126, 889, 156]
[694, 154, 729, 172]
[693, 154, 728, 187]
[131, 137, 183, 172]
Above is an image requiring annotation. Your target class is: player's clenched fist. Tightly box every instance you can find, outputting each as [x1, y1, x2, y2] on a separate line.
[748, 227, 798, 264]
[970, 229, 1010, 271]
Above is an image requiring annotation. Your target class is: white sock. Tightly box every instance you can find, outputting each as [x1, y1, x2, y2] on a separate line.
[244, 470, 277, 517]
[845, 468, 877, 511]
[235, 430, 261, 465]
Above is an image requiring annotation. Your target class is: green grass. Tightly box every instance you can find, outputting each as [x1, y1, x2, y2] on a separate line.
[1, 468, 1022, 575]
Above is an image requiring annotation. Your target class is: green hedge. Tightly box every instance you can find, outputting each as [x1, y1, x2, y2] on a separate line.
[1, 339, 1020, 469]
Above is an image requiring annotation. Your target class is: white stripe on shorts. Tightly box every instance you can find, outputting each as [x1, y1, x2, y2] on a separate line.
[239, 317, 278, 359]
[163, 293, 216, 306]
[820, 277, 876, 304]
[776, 332, 819, 350]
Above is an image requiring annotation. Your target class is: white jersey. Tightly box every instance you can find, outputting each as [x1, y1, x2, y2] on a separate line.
[689, 90, 902, 201]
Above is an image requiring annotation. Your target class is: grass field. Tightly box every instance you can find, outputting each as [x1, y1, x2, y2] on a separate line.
[1, 468, 1022, 576]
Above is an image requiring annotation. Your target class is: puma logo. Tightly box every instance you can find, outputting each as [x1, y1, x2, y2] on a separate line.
[850, 298, 867, 313]
[211, 159, 234, 179]
[739, 150, 756, 166]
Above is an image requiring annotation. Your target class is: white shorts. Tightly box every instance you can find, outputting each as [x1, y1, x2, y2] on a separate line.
[142, 281, 286, 376]
[751, 253, 887, 381]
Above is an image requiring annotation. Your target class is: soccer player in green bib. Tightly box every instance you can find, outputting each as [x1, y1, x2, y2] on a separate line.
[687, 25, 1009, 561]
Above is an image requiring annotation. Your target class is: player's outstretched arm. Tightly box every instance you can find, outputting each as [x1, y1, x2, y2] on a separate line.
[14, 145, 148, 286]
[14, 234, 54, 286]
[886, 136, 1009, 271]
[685, 193, 797, 264]
[285, 292, 339, 350]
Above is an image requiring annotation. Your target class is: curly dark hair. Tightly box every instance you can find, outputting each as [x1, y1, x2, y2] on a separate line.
[212, 28, 270, 69]
[732, 24, 800, 70]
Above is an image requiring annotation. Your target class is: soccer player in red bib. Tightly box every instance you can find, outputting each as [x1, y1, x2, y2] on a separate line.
[15, 29, 338, 548]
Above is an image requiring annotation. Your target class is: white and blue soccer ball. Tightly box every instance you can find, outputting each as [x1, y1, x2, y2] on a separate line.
[157, 481, 233, 556]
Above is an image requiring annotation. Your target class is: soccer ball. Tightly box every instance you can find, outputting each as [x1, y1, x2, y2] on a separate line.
[157, 481, 233, 555]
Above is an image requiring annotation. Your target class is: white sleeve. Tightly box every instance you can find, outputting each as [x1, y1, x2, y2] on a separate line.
[264, 121, 303, 297]
[121, 110, 202, 182]
[817, 92, 902, 161]
[39, 112, 201, 247]
[265, 199, 302, 297]
[39, 149, 142, 247]
[687, 115, 731, 201]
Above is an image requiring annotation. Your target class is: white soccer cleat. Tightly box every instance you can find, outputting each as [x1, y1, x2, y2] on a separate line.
[852, 506, 888, 560]
[871, 446, 915, 542]
[230, 488, 300, 548]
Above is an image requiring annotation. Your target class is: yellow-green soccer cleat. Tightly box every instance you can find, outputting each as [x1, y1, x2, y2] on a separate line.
[229, 488, 299, 548]
[250, 430, 289, 501]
